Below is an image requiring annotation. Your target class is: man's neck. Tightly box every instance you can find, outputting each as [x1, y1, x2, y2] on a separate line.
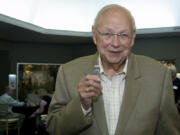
[6, 92, 11, 97]
[102, 60, 126, 79]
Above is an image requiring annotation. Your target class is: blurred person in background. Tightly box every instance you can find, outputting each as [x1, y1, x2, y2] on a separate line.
[0, 85, 25, 118]
[168, 65, 180, 113]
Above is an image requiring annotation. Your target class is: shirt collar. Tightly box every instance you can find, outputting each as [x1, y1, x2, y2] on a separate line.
[98, 55, 128, 76]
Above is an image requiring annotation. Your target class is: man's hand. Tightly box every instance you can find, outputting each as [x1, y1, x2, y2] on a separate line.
[78, 75, 102, 110]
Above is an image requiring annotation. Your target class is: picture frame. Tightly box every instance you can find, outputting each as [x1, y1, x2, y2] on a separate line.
[16, 63, 60, 100]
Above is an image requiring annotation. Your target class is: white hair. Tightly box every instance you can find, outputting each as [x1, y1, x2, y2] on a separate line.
[93, 4, 136, 32]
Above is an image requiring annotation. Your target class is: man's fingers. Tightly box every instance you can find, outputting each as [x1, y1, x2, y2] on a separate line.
[85, 75, 101, 83]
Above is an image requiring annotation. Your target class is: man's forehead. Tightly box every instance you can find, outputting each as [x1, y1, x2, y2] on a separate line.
[97, 12, 131, 28]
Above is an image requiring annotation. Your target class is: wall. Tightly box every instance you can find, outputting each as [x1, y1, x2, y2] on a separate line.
[0, 35, 180, 91]
[133, 36, 180, 70]
[0, 50, 10, 95]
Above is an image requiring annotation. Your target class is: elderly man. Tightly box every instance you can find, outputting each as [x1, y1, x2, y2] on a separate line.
[0, 86, 25, 119]
[47, 4, 180, 135]
[0, 86, 25, 113]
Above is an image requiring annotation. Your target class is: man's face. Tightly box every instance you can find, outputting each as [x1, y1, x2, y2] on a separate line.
[8, 89, 14, 96]
[92, 9, 136, 65]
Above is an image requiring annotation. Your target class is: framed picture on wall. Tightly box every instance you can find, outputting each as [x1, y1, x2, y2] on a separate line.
[16, 63, 60, 101]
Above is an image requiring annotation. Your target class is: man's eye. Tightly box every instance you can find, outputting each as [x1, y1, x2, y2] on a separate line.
[121, 34, 128, 38]
[103, 33, 112, 36]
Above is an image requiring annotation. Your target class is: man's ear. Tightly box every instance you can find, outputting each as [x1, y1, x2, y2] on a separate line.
[92, 26, 97, 45]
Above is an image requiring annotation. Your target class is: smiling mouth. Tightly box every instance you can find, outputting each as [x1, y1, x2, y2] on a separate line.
[109, 50, 121, 53]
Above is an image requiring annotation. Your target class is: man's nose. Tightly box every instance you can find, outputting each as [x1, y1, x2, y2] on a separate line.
[111, 35, 120, 46]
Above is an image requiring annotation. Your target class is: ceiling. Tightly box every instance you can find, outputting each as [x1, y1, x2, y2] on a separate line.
[0, 14, 180, 44]
[0, 0, 180, 44]
[1, 0, 180, 32]
[0, 14, 93, 44]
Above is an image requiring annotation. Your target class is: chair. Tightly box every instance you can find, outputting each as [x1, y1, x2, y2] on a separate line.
[0, 104, 23, 135]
